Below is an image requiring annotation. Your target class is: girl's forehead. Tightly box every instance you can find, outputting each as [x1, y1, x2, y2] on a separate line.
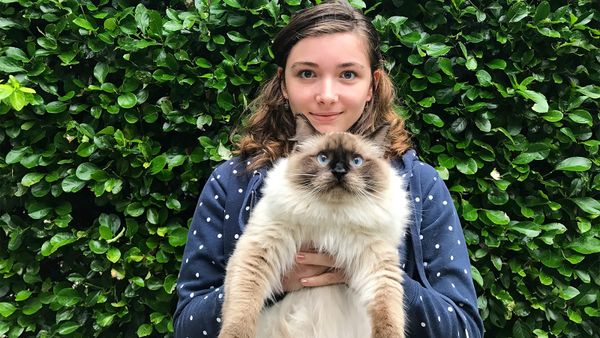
[285, 32, 370, 67]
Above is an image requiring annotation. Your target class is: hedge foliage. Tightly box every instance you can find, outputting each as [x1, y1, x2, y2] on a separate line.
[0, 0, 598, 337]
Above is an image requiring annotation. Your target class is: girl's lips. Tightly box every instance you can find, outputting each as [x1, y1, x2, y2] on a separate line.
[309, 112, 342, 122]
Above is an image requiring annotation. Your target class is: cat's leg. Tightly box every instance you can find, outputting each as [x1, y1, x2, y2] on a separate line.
[219, 233, 292, 338]
[350, 247, 405, 338]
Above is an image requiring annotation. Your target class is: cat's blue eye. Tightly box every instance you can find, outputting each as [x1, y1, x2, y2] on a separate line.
[350, 156, 364, 167]
[316, 153, 330, 166]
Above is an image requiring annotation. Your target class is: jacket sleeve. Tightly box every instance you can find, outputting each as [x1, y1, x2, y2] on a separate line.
[402, 162, 484, 337]
[173, 163, 235, 337]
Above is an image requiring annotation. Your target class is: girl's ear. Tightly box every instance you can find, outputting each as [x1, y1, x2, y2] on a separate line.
[278, 67, 288, 99]
[372, 69, 381, 92]
[367, 69, 381, 102]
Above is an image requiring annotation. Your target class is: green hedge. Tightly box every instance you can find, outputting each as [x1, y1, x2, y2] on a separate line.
[0, 0, 598, 337]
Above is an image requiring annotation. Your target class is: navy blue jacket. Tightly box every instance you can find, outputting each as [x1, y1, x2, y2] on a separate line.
[174, 150, 484, 337]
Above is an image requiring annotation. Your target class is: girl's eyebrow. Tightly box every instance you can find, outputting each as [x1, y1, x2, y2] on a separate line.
[290, 61, 366, 69]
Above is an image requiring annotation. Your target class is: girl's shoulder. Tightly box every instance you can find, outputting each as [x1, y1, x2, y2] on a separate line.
[393, 149, 441, 187]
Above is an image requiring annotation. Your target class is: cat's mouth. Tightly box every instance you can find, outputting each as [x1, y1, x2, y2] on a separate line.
[320, 177, 360, 197]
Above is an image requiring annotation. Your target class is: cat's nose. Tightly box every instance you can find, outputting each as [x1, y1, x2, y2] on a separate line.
[331, 162, 347, 180]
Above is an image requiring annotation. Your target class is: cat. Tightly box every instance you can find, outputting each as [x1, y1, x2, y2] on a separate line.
[218, 115, 410, 338]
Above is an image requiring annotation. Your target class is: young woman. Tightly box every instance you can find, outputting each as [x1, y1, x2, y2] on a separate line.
[174, 1, 484, 337]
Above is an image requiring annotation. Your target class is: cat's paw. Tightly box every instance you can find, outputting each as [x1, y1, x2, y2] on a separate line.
[371, 321, 405, 338]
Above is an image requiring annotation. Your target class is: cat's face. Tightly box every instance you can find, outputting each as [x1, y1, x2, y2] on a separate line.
[286, 132, 389, 202]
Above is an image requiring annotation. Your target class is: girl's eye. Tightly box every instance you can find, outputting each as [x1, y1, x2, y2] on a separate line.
[298, 70, 315, 78]
[316, 153, 330, 165]
[341, 71, 356, 80]
[350, 156, 364, 167]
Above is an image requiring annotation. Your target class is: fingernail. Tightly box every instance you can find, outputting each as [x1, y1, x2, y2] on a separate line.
[300, 278, 308, 285]
[296, 253, 305, 261]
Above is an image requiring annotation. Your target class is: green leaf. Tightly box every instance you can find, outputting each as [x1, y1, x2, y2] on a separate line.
[567, 236, 600, 254]
[46, 101, 68, 113]
[137, 323, 153, 337]
[0, 56, 24, 73]
[457, 158, 478, 175]
[227, 31, 249, 42]
[21, 298, 42, 315]
[542, 110, 563, 122]
[576, 85, 600, 99]
[568, 109, 593, 126]
[93, 62, 109, 83]
[217, 91, 234, 111]
[567, 309, 582, 323]
[27, 202, 52, 219]
[195, 58, 212, 68]
[107, 247, 121, 263]
[559, 286, 580, 300]
[163, 275, 177, 294]
[96, 312, 115, 327]
[146, 208, 159, 225]
[57, 321, 81, 335]
[149, 154, 167, 174]
[117, 93, 137, 108]
[510, 223, 541, 238]
[5, 147, 30, 164]
[507, 2, 529, 23]
[421, 43, 451, 57]
[0, 302, 17, 317]
[89, 240, 108, 254]
[14, 290, 32, 302]
[41, 233, 76, 256]
[437, 57, 454, 77]
[476, 70, 492, 86]
[0, 84, 14, 100]
[484, 210, 510, 225]
[423, 113, 444, 127]
[168, 227, 188, 247]
[75, 162, 100, 181]
[465, 56, 477, 70]
[486, 59, 506, 70]
[56, 288, 81, 307]
[471, 266, 483, 287]
[134, 3, 150, 34]
[416, 94, 435, 107]
[21, 172, 45, 187]
[7, 90, 27, 110]
[73, 17, 95, 31]
[517, 89, 549, 113]
[534, 1, 550, 21]
[555, 157, 592, 172]
[126, 202, 145, 217]
[61, 175, 86, 193]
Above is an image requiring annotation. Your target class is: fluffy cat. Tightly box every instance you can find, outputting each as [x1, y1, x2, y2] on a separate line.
[219, 116, 410, 338]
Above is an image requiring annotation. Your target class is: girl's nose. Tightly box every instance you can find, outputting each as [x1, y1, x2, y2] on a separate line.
[316, 79, 338, 104]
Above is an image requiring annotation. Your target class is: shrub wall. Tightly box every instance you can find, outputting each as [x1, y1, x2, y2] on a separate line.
[0, 0, 598, 337]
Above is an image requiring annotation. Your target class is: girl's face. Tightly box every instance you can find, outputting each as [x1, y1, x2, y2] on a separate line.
[281, 32, 376, 133]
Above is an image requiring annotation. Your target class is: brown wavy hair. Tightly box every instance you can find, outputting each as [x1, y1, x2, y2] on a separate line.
[237, 0, 411, 170]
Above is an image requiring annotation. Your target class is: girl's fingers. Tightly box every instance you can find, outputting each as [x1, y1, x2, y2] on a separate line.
[299, 269, 346, 287]
[296, 251, 336, 268]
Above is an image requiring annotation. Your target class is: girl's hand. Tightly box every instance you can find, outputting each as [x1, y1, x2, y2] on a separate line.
[281, 251, 347, 292]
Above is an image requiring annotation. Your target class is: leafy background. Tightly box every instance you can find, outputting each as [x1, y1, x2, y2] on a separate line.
[0, 0, 598, 337]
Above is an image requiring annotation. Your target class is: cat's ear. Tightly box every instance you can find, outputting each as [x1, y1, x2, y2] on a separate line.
[366, 123, 390, 148]
[291, 114, 319, 144]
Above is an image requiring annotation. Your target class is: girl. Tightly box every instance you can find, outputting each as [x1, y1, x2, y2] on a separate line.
[174, 1, 484, 337]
